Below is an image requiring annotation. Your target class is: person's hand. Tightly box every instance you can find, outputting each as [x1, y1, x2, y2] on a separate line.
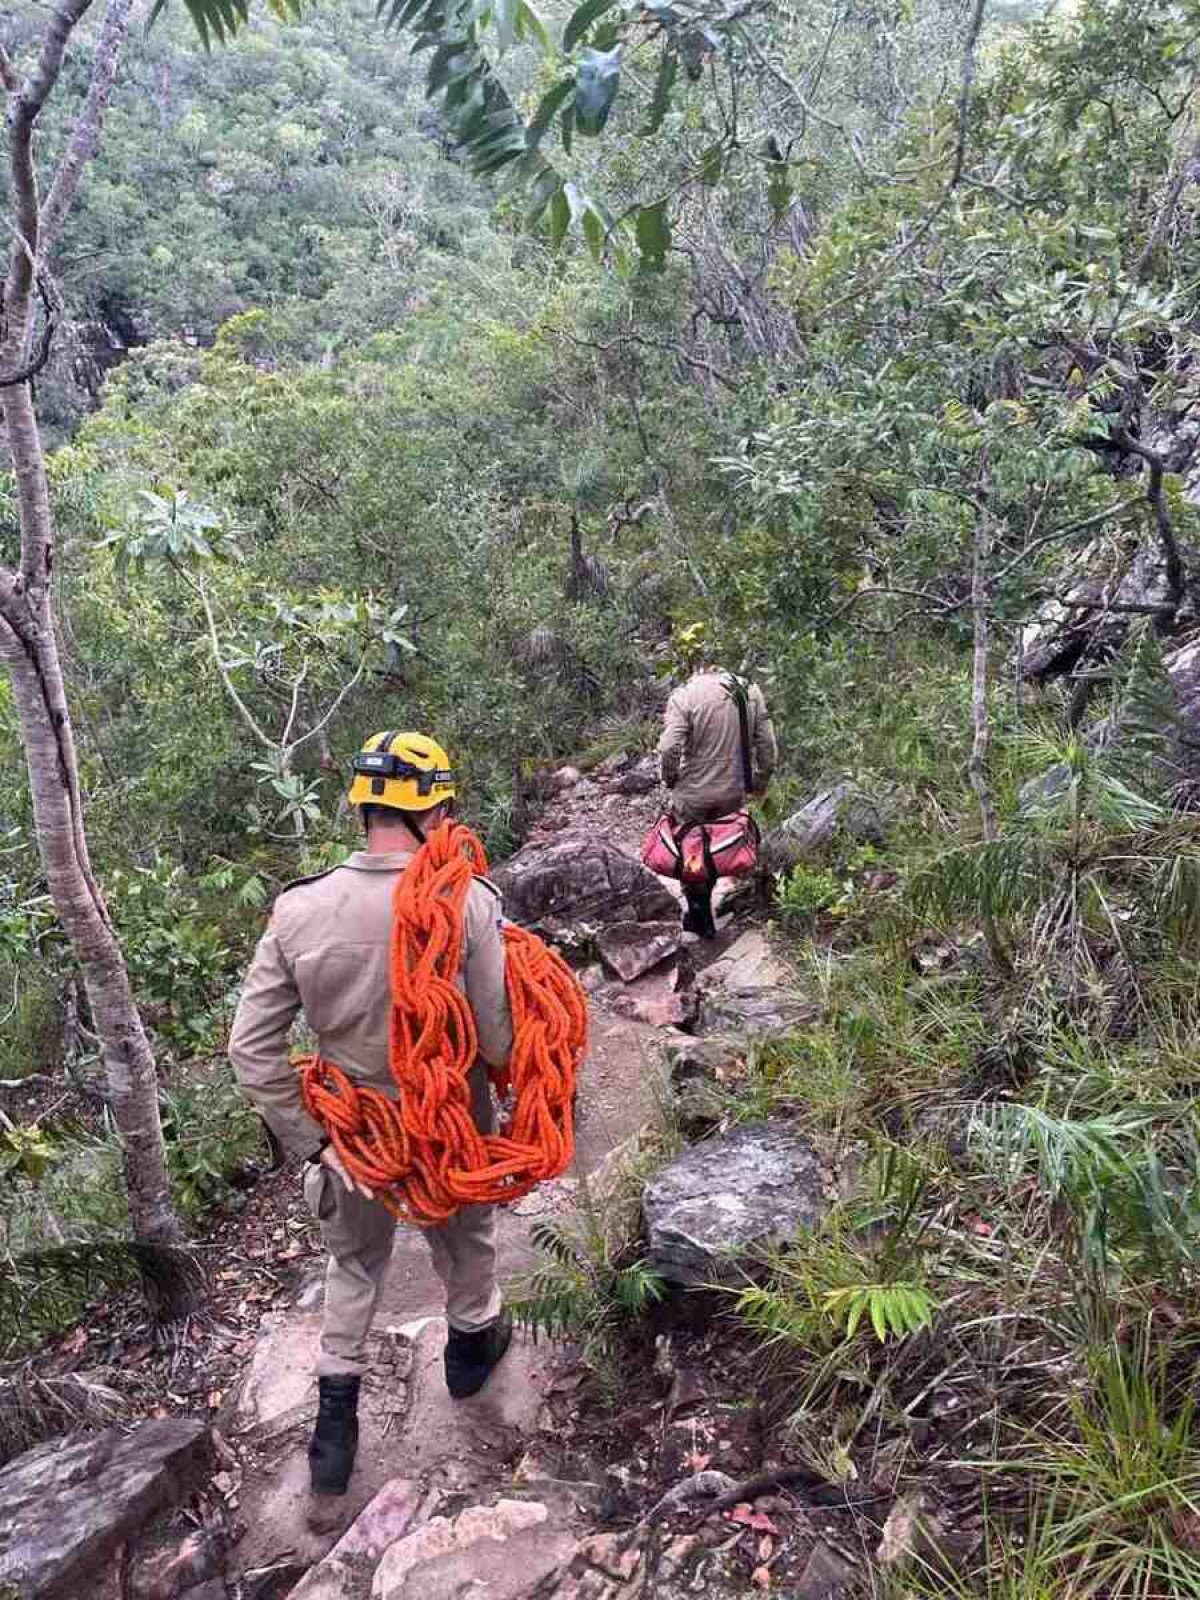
[321, 1143, 375, 1200]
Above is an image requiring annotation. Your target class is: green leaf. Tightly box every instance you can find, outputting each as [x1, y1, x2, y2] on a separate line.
[869, 1294, 888, 1343]
[528, 78, 574, 147]
[641, 44, 677, 134]
[561, 102, 574, 154]
[635, 199, 670, 271]
[581, 203, 606, 261]
[563, 0, 618, 52]
[700, 143, 724, 185]
[527, 165, 563, 223]
[767, 160, 792, 223]
[843, 1292, 867, 1341]
[574, 45, 621, 135]
[514, 0, 553, 55]
[549, 187, 571, 247]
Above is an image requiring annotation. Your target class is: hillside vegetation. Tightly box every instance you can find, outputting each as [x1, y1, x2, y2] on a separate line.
[4, 0, 1200, 1589]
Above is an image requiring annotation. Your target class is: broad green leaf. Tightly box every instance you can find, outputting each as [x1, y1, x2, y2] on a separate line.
[574, 45, 621, 136]
[581, 204, 606, 261]
[563, 0, 618, 53]
[641, 44, 677, 134]
[635, 199, 670, 271]
[527, 164, 563, 222]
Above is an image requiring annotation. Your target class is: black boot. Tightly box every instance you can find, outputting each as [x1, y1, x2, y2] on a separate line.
[444, 1310, 513, 1400]
[309, 1375, 361, 1495]
[683, 884, 717, 941]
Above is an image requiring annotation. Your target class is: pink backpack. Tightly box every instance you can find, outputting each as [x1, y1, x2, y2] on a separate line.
[642, 810, 760, 884]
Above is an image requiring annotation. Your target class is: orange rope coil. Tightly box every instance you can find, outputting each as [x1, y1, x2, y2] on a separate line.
[298, 822, 587, 1225]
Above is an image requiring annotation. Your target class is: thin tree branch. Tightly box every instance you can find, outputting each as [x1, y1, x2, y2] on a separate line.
[1135, 123, 1200, 281]
[40, 0, 139, 260]
[287, 654, 367, 757]
[1113, 425, 1185, 610]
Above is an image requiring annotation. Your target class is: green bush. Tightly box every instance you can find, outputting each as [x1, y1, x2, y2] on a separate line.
[160, 1066, 269, 1220]
[773, 863, 844, 924]
[0, 967, 63, 1082]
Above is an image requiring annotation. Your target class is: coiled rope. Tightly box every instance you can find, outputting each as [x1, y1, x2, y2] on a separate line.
[298, 822, 586, 1225]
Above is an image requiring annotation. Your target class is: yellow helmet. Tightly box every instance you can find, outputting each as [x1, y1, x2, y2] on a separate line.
[347, 731, 457, 812]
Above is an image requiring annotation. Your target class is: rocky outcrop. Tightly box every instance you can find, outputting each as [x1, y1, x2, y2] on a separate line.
[643, 1121, 828, 1284]
[493, 835, 677, 946]
[1019, 539, 1173, 684]
[0, 1418, 214, 1600]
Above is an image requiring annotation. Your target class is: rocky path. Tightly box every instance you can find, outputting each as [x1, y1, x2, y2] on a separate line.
[1, 752, 819, 1600]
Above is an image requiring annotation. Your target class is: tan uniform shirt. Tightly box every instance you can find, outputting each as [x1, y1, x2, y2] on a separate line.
[658, 670, 778, 823]
[228, 849, 513, 1159]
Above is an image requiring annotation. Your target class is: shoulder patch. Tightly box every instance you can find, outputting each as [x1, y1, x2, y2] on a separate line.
[274, 865, 341, 903]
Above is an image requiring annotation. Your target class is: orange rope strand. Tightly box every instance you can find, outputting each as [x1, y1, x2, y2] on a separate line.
[297, 822, 586, 1224]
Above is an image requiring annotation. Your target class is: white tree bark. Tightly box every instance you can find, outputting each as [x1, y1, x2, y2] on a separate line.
[969, 496, 1013, 978]
[0, 2, 181, 1245]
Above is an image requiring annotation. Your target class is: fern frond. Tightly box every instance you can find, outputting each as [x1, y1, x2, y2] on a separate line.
[1104, 623, 1184, 792]
[822, 1281, 937, 1342]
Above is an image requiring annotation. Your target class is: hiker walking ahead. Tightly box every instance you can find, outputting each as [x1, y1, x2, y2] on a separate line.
[658, 646, 777, 938]
[228, 732, 513, 1512]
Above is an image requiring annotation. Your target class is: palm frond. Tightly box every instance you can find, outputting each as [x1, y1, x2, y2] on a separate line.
[907, 837, 1048, 926]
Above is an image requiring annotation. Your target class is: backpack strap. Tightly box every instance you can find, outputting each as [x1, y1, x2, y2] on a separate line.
[726, 674, 754, 795]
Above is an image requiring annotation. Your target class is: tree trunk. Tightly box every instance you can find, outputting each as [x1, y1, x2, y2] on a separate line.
[0, 0, 182, 1247]
[0, 387, 181, 1246]
[969, 499, 1014, 978]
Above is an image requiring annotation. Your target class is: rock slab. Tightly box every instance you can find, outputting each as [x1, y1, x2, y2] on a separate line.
[766, 781, 888, 866]
[493, 836, 677, 942]
[644, 1121, 827, 1284]
[595, 920, 682, 983]
[373, 1499, 574, 1600]
[0, 1418, 214, 1600]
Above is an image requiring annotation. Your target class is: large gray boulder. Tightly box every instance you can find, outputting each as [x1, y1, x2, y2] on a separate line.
[1020, 540, 1172, 683]
[643, 1121, 827, 1284]
[493, 834, 677, 944]
[764, 782, 888, 871]
[0, 1418, 214, 1599]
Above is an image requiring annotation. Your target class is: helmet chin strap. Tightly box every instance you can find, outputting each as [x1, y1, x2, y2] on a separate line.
[399, 810, 430, 849]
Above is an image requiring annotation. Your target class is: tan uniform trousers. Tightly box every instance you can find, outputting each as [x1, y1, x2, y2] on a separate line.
[302, 1064, 503, 1377]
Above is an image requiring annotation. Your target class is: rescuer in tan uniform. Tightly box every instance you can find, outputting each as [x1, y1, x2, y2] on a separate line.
[658, 648, 777, 938]
[229, 731, 513, 1508]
